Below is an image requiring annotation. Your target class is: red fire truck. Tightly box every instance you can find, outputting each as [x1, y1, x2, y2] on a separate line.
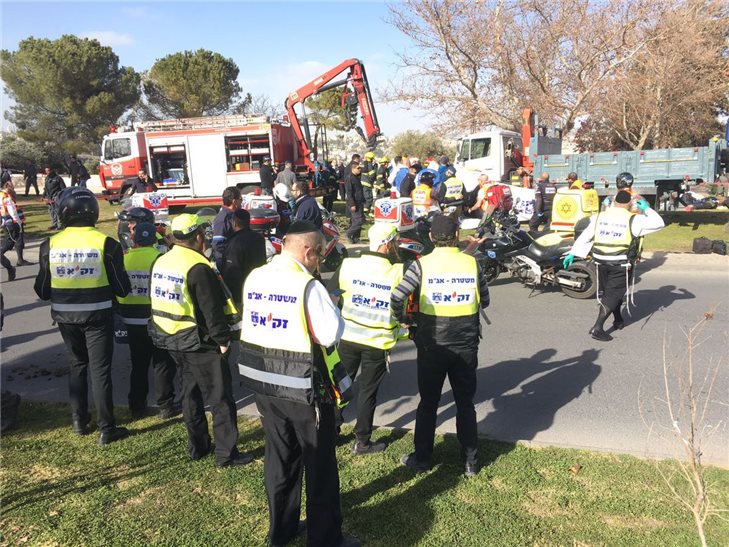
[99, 58, 381, 209]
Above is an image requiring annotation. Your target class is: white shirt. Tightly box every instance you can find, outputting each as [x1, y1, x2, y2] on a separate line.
[571, 207, 665, 258]
[289, 256, 344, 347]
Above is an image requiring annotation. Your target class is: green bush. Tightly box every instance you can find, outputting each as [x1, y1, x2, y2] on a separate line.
[0, 136, 66, 171]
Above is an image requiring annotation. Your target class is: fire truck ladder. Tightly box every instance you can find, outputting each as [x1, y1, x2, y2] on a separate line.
[139, 114, 271, 132]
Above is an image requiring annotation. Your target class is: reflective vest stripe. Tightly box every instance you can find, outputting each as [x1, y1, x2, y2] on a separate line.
[338, 255, 403, 350]
[120, 317, 149, 325]
[51, 301, 112, 311]
[238, 364, 313, 390]
[151, 308, 195, 323]
[592, 251, 629, 262]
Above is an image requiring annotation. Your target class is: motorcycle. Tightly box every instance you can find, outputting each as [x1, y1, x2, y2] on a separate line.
[319, 204, 348, 272]
[248, 201, 347, 271]
[475, 211, 597, 299]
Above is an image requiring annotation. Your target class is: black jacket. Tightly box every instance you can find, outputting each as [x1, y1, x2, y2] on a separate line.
[259, 164, 275, 191]
[222, 228, 267, 306]
[186, 263, 236, 349]
[43, 173, 66, 200]
[400, 174, 416, 198]
[535, 181, 557, 213]
[130, 177, 158, 195]
[345, 173, 364, 209]
[293, 194, 323, 228]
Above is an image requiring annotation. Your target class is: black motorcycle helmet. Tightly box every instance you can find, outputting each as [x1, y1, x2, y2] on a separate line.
[58, 187, 99, 227]
[419, 171, 436, 186]
[118, 206, 155, 224]
[118, 207, 155, 251]
[616, 172, 634, 189]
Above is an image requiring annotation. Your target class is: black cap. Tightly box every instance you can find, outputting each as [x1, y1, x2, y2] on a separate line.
[614, 191, 632, 204]
[133, 222, 157, 246]
[286, 220, 318, 234]
[430, 214, 459, 240]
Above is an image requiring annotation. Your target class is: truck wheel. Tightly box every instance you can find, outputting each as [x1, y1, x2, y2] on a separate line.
[560, 262, 597, 299]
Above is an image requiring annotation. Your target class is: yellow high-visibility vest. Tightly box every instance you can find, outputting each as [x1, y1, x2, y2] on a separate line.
[339, 254, 403, 350]
[419, 248, 479, 317]
[592, 207, 635, 263]
[443, 177, 464, 200]
[49, 227, 111, 315]
[150, 244, 237, 348]
[117, 246, 160, 324]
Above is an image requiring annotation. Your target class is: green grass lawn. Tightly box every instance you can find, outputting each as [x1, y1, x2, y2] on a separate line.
[643, 210, 729, 253]
[2, 402, 728, 546]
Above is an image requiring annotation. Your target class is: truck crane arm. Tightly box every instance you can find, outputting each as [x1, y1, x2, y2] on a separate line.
[285, 58, 381, 171]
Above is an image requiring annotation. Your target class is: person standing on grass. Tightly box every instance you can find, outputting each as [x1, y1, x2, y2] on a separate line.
[221, 209, 267, 309]
[149, 213, 252, 468]
[34, 187, 132, 444]
[212, 186, 242, 271]
[116, 222, 178, 420]
[329, 223, 404, 455]
[345, 163, 365, 244]
[239, 221, 360, 547]
[24, 159, 39, 196]
[391, 215, 490, 477]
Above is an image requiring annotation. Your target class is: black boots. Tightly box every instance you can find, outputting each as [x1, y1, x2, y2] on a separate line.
[612, 309, 625, 330]
[589, 306, 613, 342]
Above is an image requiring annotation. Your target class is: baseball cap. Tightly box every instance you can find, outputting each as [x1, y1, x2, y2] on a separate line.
[430, 214, 459, 240]
[368, 223, 398, 252]
[133, 222, 157, 246]
[171, 213, 206, 239]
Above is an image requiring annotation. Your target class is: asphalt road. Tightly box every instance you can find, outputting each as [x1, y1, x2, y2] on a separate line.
[2, 240, 727, 466]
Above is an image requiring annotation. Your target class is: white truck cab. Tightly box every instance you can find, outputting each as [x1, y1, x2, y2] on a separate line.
[455, 127, 536, 221]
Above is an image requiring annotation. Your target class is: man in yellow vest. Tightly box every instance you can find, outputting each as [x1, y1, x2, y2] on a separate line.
[239, 220, 360, 547]
[391, 215, 490, 477]
[435, 166, 465, 219]
[117, 222, 178, 420]
[149, 213, 252, 467]
[329, 223, 403, 454]
[34, 187, 132, 444]
[563, 190, 665, 341]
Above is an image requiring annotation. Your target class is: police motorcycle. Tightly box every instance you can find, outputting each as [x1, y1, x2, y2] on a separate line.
[245, 192, 346, 271]
[318, 203, 348, 272]
[474, 210, 597, 299]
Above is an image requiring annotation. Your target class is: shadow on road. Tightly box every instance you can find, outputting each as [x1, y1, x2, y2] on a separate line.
[626, 284, 696, 329]
[481, 349, 602, 442]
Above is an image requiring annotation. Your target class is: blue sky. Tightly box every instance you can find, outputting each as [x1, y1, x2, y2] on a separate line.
[0, 1, 424, 135]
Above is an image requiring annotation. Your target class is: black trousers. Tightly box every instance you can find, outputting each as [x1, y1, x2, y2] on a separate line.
[414, 344, 478, 464]
[127, 324, 176, 411]
[25, 177, 39, 196]
[1, 224, 23, 269]
[335, 340, 387, 442]
[345, 209, 365, 242]
[168, 349, 240, 465]
[338, 182, 346, 201]
[256, 394, 343, 547]
[597, 262, 629, 315]
[528, 210, 551, 232]
[323, 190, 336, 212]
[57, 318, 116, 433]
